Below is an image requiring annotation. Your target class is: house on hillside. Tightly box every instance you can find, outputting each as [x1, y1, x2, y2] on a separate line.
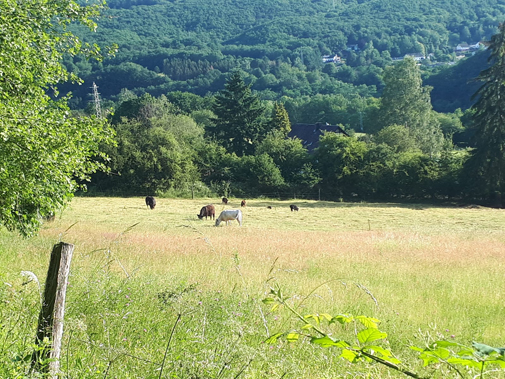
[392, 53, 426, 62]
[288, 122, 349, 151]
[322, 54, 342, 64]
[455, 42, 481, 52]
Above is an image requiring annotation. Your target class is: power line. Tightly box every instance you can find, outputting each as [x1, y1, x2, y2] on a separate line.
[91, 82, 102, 119]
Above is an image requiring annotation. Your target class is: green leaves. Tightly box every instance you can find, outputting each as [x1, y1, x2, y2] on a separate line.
[0, 0, 114, 235]
[412, 340, 505, 372]
[357, 328, 387, 345]
[472, 341, 505, 357]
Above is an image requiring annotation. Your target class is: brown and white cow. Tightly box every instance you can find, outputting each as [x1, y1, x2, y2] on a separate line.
[197, 204, 215, 220]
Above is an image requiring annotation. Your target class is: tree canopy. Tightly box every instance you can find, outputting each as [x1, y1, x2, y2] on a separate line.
[377, 57, 444, 155]
[0, 0, 115, 235]
[463, 22, 505, 207]
[209, 71, 267, 156]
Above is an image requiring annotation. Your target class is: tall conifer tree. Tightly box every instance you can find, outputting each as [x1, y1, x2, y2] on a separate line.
[210, 71, 265, 156]
[464, 23, 505, 207]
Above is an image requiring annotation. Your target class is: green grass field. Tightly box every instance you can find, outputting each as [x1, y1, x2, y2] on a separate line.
[1, 197, 505, 378]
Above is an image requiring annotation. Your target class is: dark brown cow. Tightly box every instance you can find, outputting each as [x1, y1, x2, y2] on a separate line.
[241, 200, 246, 207]
[145, 196, 156, 210]
[222, 197, 229, 205]
[290, 204, 299, 211]
[197, 204, 215, 220]
[267, 206, 272, 209]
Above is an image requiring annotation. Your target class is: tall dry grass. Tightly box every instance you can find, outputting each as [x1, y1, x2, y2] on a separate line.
[2, 196, 505, 377]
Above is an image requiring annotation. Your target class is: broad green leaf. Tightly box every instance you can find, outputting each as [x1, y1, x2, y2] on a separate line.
[457, 348, 475, 356]
[320, 313, 333, 322]
[418, 352, 443, 366]
[310, 335, 349, 348]
[340, 349, 358, 363]
[356, 315, 379, 329]
[265, 333, 283, 344]
[432, 340, 460, 348]
[365, 346, 401, 365]
[430, 347, 451, 360]
[330, 314, 353, 325]
[304, 313, 332, 325]
[447, 357, 482, 368]
[286, 333, 299, 342]
[472, 341, 505, 356]
[357, 328, 387, 345]
[262, 297, 275, 305]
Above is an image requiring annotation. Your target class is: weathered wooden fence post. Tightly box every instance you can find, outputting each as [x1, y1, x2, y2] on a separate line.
[31, 242, 74, 377]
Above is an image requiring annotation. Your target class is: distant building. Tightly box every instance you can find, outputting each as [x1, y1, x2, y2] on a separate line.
[392, 53, 426, 62]
[288, 122, 349, 151]
[455, 42, 481, 52]
[346, 44, 360, 52]
[322, 54, 341, 63]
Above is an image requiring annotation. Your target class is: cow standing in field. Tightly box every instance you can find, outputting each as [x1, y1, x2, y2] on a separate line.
[145, 196, 156, 210]
[215, 209, 242, 226]
[222, 197, 229, 205]
[290, 204, 299, 211]
[241, 200, 246, 207]
[197, 204, 215, 220]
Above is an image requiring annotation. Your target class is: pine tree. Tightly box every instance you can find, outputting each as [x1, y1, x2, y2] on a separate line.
[378, 57, 444, 155]
[210, 71, 265, 156]
[464, 23, 505, 207]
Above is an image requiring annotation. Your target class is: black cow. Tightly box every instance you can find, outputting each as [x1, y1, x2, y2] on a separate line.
[290, 204, 299, 211]
[222, 197, 229, 205]
[145, 196, 156, 210]
[197, 204, 215, 220]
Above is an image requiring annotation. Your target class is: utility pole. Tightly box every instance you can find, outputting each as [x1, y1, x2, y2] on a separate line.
[91, 82, 102, 119]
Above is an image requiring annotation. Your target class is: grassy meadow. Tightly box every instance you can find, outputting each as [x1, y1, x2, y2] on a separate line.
[1, 196, 505, 378]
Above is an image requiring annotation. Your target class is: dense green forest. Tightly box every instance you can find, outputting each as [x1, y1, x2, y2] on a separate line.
[55, 0, 504, 206]
[64, 0, 503, 111]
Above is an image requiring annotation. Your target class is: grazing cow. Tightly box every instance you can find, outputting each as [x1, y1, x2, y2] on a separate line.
[290, 204, 299, 211]
[197, 204, 215, 220]
[267, 206, 272, 209]
[222, 197, 229, 205]
[145, 196, 156, 210]
[241, 200, 246, 207]
[215, 209, 242, 227]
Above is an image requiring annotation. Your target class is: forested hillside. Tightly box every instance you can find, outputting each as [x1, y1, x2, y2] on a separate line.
[55, 0, 505, 208]
[64, 0, 503, 109]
